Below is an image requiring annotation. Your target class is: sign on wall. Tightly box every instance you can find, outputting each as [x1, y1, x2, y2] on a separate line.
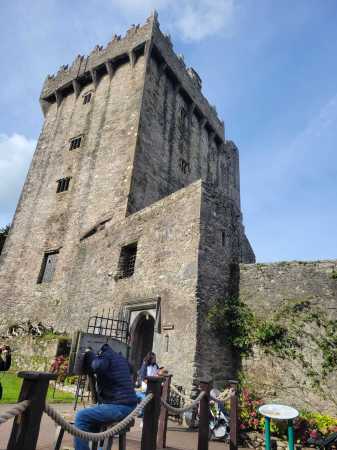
[68, 331, 129, 375]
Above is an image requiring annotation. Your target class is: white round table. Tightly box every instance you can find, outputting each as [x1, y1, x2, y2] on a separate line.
[259, 404, 299, 450]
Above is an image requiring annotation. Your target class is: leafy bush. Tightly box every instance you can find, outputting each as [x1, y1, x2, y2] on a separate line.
[300, 411, 337, 434]
[239, 388, 264, 432]
[255, 321, 298, 357]
[207, 297, 254, 356]
[236, 387, 337, 445]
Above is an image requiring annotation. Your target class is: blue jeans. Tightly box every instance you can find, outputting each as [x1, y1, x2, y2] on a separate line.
[74, 403, 135, 450]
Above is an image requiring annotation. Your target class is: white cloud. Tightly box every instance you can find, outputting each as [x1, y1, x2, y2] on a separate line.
[0, 133, 36, 226]
[173, 0, 235, 41]
[112, 0, 235, 41]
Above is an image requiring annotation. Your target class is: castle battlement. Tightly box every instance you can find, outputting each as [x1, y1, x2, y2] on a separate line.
[40, 11, 225, 141]
[40, 15, 154, 100]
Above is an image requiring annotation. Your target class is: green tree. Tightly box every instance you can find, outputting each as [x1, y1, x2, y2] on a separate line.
[0, 224, 10, 236]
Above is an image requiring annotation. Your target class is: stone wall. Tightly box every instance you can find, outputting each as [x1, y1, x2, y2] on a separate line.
[2, 334, 60, 372]
[60, 181, 202, 388]
[240, 260, 337, 414]
[128, 54, 241, 215]
[0, 53, 146, 331]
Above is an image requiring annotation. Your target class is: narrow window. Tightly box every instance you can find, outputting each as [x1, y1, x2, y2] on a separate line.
[83, 92, 92, 105]
[69, 136, 82, 150]
[179, 158, 190, 174]
[56, 177, 71, 193]
[179, 107, 188, 133]
[117, 242, 138, 279]
[37, 250, 59, 284]
[221, 231, 226, 247]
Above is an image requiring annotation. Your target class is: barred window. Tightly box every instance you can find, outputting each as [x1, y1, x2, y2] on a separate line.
[117, 243, 137, 279]
[83, 92, 92, 105]
[56, 177, 71, 193]
[179, 158, 190, 174]
[37, 250, 59, 284]
[69, 136, 82, 150]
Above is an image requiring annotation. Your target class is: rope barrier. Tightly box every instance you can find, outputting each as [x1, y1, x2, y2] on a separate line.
[0, 400, 30, 425]
[169, 384, 194, 402]
[44, 393, 153, 442]
[160, 391, 206, 414]
[210, 388, 235, 405]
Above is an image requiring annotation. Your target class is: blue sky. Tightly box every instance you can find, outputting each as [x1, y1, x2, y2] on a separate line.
[0, 0, 336, 262]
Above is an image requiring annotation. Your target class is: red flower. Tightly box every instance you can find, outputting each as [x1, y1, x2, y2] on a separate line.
[309, 430, 319, 439]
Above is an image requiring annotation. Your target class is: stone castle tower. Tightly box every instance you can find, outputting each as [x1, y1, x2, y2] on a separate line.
[0, 13, 254, 388]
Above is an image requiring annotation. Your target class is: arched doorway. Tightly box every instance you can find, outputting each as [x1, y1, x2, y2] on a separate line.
[130, 313, 155, 373]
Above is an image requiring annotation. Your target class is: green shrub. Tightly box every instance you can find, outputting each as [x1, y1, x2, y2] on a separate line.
[207, 297, 254, 356]
[237, 386, 337, 444]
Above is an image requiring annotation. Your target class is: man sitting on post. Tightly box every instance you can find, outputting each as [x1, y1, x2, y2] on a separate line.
[74, 343, 137, 450]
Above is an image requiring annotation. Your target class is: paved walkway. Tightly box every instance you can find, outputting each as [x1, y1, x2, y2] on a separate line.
[0, 403, 231, 450]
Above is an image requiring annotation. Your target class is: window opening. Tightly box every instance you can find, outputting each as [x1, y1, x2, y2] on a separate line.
[179, 158, 190, 174]
[56, 177, 71, 193]
[83, 92, 92, 105]
[179, 107, 188, 133]
[117, 242, 138, 279]
[69, 136, 82, 150]
[221, 231, 226, 247]
[37, 250, 59, 284]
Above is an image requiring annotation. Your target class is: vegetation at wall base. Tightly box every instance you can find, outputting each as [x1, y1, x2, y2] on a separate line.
[208, 296, 337, 407]
[237, 387, 337, 445]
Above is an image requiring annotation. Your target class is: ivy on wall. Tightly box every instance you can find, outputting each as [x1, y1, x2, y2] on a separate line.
[207, 297, 337, 401]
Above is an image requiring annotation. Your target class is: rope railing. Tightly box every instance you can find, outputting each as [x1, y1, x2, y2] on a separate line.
[44, 393, 153, 442]
[0, 400, 30, 425]
[168, 384, 235, 408]
[170, 383, 195, 401]
[160, 390, 206, 414]
[210, 388, 235, 404]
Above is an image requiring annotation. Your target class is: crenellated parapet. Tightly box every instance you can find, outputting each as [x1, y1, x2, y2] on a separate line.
[151, 20, 225, 140]
[40, 11, 225, 141]
[40, 13, 157, 105]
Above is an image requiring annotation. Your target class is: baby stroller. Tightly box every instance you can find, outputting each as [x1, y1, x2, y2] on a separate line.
[183, 388, 230, 442]
[209, 389, 230, 441]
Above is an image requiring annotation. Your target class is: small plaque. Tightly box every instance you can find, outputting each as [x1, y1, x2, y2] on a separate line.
[162, 324, 174, 330]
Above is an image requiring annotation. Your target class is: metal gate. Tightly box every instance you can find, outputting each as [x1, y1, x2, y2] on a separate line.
[74, 308, 130, 409]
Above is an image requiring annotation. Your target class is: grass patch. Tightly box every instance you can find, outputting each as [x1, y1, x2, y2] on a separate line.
[0, 371, 74, 404]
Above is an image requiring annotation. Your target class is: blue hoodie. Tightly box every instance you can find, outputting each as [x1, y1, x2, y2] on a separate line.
[85, 344, 137, 406]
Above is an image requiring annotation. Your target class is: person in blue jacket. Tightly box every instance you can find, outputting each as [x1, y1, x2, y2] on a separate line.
[74, 343, 137, 450]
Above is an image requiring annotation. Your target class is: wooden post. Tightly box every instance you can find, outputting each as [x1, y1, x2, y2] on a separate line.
[7, 371, 57, 450]
[157, 374, 172, 449]
[229, 380, 239, 450]
[197, 380, 211, 450]
[141, 376, 163, 450]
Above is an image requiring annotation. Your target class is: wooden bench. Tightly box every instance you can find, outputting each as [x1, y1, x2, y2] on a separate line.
[54, 419, 135, 450]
